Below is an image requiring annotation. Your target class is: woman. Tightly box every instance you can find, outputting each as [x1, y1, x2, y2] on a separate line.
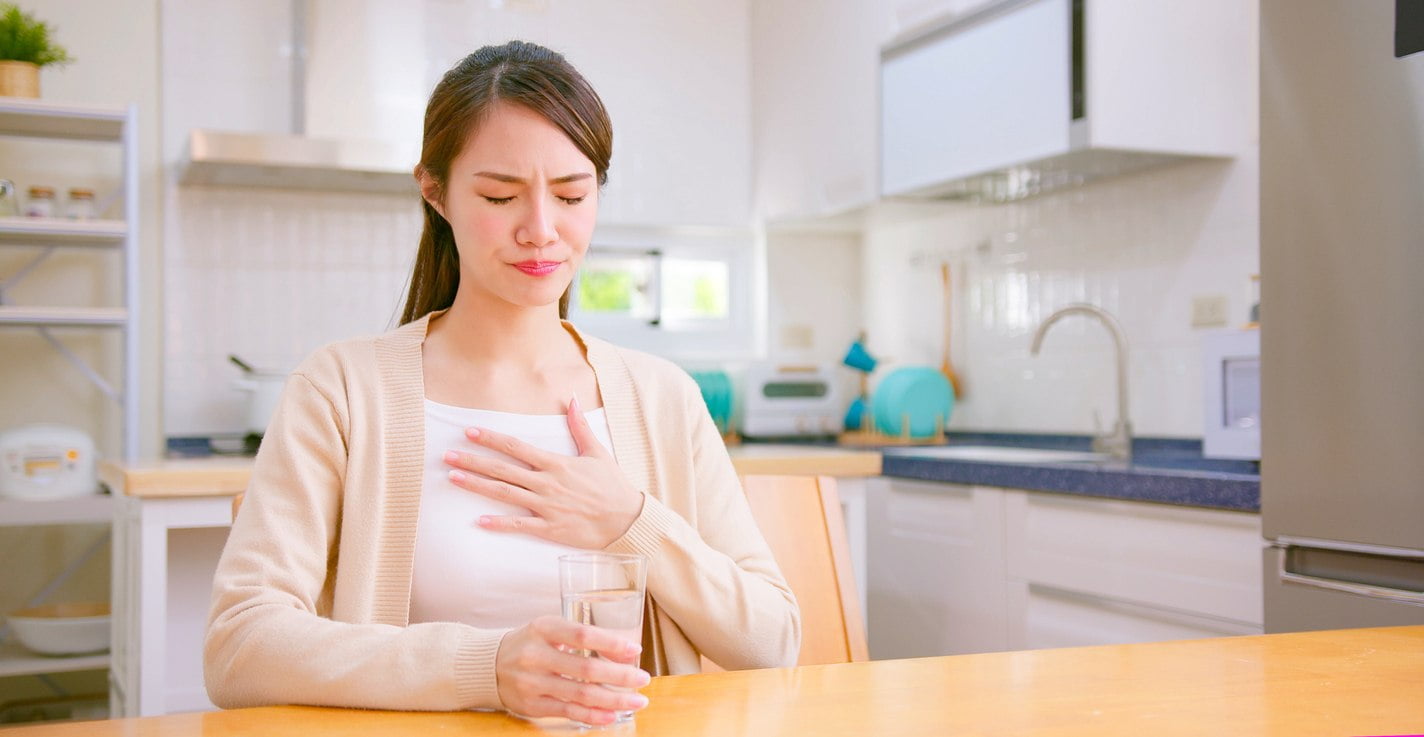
[203, 41, 800, 725]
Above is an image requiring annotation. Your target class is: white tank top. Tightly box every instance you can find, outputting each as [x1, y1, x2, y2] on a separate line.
[408, 398, 616, 628]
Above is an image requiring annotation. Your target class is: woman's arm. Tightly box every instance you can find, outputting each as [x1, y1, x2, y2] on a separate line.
[603, 373, 802, 670]
[203, 370, 506, 711]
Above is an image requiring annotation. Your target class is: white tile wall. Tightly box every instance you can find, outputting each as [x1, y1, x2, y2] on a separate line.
[164, 187, 420, 435]
[860, 151, 1259, 438]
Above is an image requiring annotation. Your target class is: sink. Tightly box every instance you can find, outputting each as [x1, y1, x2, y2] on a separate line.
[882, 445, 1112, 465]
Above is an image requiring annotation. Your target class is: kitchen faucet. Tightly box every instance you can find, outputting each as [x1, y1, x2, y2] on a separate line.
[1030, 303, 1133, 461]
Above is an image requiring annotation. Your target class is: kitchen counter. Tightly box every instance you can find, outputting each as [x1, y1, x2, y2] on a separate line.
[11, 625, 1423, 735]
[99, 445, 881, 498]
[878, 435, 1260, 512]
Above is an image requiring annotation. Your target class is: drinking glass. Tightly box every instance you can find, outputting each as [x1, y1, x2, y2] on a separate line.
[558, 552, 647, 725]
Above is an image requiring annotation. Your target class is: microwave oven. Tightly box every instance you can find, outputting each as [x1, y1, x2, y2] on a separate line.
[1202, 328, 1260, 460]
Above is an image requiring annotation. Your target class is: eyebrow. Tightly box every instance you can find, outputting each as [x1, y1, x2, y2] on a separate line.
[473, 171, 593, 185]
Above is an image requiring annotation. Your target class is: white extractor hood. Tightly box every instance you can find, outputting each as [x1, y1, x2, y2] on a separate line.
[179, 0, 422, 194]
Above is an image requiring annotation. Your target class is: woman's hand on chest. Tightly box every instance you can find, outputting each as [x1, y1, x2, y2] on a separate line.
[443, 393, 645, 549]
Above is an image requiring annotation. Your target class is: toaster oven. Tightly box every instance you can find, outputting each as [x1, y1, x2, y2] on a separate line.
[741, 363, 843, 438]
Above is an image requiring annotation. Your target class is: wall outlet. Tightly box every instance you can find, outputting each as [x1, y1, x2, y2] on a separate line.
[780, 324, 814, 350]
[1191, 294, 1230, 328]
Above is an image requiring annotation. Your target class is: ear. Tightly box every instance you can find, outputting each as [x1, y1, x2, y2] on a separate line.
[414, 166, 447, 219]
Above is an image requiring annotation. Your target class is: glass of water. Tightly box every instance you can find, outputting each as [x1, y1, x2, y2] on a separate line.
[558, 552, 647, 724]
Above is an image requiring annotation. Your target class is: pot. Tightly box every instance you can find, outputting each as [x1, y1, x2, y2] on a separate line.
[232, 372, 287, 436]
[0, 61, 40, 98]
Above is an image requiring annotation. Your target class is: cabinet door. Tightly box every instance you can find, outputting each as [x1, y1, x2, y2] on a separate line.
[1004, 490, 1264, 630]
[752, 0, 882, 220]
[1006, 581, 1260, 651]
[879, 0, 1071, 196]
[867, 479, 1007, 659]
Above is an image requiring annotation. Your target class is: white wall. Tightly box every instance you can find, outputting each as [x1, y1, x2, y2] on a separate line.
[859, 150, 1259, 437]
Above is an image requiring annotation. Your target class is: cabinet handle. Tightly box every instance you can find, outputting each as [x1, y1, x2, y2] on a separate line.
[1278, 553, 1424, 605]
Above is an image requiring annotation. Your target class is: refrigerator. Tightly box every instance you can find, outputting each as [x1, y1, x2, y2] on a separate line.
[1261, 0, 1424, 631]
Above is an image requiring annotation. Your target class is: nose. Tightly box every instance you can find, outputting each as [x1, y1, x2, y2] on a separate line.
[516, 196, 558, 249]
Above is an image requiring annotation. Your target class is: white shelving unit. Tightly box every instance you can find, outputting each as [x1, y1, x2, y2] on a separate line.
[0, 496, 114, 527]
[0, 98, 139, 455]
[0, 97, 141, 705]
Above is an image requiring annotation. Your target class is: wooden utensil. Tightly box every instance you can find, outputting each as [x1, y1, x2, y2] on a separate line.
[940, 262, 964, 399]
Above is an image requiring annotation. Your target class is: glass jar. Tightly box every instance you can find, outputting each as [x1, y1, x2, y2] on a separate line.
[66, 188, 96, 220]
[24, 186, 56, 218]
[0, 179, 17, 217]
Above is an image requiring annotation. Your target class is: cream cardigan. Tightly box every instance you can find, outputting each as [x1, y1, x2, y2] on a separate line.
[203, 312, 800, 711]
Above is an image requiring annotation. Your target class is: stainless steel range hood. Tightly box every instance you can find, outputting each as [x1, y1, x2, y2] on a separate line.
[178, 0, 419, 195]
[181, 129, 416, 194]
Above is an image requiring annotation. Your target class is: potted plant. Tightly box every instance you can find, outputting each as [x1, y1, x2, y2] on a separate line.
[0, 3, 73, 98]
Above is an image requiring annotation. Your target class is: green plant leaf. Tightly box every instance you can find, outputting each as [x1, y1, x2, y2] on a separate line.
[0, 3, 74, 67]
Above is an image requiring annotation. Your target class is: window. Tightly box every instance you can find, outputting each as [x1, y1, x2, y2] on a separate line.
[572, 250, 732, 328]
[567, 227, 760, 359]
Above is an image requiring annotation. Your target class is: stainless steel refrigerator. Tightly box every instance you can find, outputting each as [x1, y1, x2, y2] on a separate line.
[1261, 0, 1424, 631]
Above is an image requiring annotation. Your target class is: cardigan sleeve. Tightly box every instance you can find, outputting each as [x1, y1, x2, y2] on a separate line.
[605, 372, 801, 670]
[203, 368, 508, 711]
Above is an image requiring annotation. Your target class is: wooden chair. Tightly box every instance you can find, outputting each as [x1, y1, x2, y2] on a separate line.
[704, 474, 868, 670]
[230, 491, 244, 522]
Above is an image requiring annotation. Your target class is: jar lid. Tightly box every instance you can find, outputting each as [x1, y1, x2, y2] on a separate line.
[27, 186, 55, 197]
[68, 188, 94, 198]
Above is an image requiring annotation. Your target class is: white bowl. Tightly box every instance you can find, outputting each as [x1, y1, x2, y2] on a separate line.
[7, 602, 110, 656]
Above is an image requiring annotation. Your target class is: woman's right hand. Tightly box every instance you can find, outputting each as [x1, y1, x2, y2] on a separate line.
[495, 615, 652, 725]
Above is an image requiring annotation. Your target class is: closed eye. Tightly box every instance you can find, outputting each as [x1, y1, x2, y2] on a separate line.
[483, 196, 515, 205]
[559, 196, 585, 205]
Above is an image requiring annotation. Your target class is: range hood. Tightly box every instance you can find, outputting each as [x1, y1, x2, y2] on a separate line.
[181, 129, 416, 194]
[178, 0, 420, 195]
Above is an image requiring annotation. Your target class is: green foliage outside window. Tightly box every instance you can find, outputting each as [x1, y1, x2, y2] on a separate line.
[577, 269, 633, 313]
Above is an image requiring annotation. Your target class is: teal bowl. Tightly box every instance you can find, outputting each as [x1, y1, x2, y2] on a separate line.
[873, 367, 954, 438]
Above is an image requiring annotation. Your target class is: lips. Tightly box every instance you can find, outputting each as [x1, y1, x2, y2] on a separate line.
[513, 261, 561, 276]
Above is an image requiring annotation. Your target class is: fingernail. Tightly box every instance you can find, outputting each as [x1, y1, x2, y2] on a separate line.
[466, 427, 481, 439]
[635, 671, 651, 687]
[448, 470, 466, 483]
[631, 694, 649, 709]
[477, 515, 492, 526]
[570, 392, 581, 414]
[627, 642, 642, 657]
[443, 450, 459, 464]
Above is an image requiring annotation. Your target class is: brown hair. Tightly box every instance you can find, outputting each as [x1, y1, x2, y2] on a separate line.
[400, 41, 613, 325]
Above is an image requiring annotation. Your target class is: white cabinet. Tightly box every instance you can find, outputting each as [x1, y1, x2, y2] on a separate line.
[866, 478, 1008, 659]
[1002, 489, 1263, 650]
[879, 0, 1255, 199]
[110, 495, 232, 717]
[881, 0, 1071, 196]
[751, 0, 884, 221]
[866, 481, 1263, 659]
[446, 1, 753, 227]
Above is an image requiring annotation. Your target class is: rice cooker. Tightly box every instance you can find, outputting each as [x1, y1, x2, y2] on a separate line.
[0, 424, 99, 500]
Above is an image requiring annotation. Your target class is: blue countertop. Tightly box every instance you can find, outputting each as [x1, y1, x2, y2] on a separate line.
[869, 433, 1260, 512]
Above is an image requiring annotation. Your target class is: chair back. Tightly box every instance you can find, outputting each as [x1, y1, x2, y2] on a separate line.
[726, 474, 868, 667]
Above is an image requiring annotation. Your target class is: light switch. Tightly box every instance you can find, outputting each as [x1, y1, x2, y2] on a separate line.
[1191, 295, 1230, 328]
[780, 324, 814, 350]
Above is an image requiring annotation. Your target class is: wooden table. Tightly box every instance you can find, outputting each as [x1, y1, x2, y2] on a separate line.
[96, 448, 881, 717]
[11, 626, 1424, 735]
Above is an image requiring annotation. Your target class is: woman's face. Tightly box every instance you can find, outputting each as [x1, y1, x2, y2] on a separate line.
[425, 102, 599, 312]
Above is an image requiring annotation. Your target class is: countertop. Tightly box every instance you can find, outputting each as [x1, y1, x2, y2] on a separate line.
[99, 445, 881, 498]
[876, 434, 1261, 512]
[10, 626, 1423, 736]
